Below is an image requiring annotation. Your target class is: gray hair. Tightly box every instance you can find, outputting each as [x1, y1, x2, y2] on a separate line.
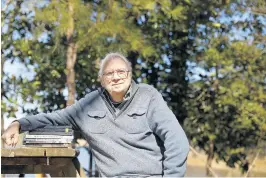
[98, 52, 132, 76]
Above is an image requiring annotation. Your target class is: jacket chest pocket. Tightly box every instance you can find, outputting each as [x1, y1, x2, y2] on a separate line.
[122, 107, 149, 134]
[87, 110, 109, 134]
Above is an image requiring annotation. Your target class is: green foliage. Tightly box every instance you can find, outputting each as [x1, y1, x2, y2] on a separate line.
[1, 1, 40, 120]
[185, 1, 266, 171]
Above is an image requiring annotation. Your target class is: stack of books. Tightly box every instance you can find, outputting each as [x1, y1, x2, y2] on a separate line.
[23, 125, 74, 147]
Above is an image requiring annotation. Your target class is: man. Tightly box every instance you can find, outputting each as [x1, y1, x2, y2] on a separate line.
[2, 53, 190, 177]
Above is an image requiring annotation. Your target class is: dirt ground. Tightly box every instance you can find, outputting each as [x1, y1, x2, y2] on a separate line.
[185, 151, 266, 177]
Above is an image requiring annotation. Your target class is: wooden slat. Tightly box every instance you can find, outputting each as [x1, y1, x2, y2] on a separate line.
[45, 147, 76, 157]
[1, 147, 76, 157]
[1, 148, 46, 157]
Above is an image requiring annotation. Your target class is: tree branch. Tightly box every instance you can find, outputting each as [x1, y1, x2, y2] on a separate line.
[189, 146, 219, 178]
[244, 149, 261, 178]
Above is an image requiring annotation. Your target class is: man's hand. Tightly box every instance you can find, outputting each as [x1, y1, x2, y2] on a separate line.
[1, 121, 20, 147]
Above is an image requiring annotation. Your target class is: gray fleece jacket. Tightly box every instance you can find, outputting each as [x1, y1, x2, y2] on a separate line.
[18, 83, 189, 177]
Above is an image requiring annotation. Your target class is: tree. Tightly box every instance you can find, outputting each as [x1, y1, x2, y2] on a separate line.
[1, 0, 156, 116]
[32, 0, 154, 106]
[1, 1, 40, 132]
[185, 0, 266, 175]
[126, 0, 227, 125]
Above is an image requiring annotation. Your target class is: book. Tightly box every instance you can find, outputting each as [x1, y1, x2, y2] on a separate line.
[23, 143, 71, 147]
[24, 139, 73, 144]
[33, 125, 72, 129]
[28, 131, 73, 136]
[23, 125, 74, 146]
[25, 134, 74, 139]
[29, 126, 73, 133]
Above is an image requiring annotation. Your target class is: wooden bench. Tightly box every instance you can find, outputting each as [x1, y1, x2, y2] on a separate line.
[1, 147, 87, 177]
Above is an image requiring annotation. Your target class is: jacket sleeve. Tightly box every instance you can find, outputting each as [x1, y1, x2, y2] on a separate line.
[147, 88, 190, 177]
[17, 98, 84, 132]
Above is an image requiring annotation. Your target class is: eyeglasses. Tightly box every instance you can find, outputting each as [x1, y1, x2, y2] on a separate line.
[103, 69, 129, 79]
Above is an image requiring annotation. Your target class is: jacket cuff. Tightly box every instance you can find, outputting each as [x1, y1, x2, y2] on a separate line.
[16, 118, 32, 133]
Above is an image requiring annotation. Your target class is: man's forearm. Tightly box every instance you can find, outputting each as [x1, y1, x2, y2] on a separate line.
[17, 101, 82, 132]
[17, 112, 72, 132]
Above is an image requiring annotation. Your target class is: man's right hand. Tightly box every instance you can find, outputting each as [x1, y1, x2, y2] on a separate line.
[1, 121, 20, 147]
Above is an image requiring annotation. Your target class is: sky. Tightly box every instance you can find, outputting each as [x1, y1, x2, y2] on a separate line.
[3, 60, 37, 129]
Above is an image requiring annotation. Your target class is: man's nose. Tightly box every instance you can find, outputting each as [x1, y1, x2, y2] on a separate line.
[112, 71, 120, 80]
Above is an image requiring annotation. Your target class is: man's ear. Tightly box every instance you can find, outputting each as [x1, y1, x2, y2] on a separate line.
[128, 71, 132, 78]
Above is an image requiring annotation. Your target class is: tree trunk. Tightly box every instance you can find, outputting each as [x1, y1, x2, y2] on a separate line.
[66, 0, 77, 106]
[206, 140, 214, 176]
[1, 58, 5, 148]
[206, 65, 219, 176]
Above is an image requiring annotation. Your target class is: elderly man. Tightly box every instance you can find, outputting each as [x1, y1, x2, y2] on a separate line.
[2, 53, 190, 177]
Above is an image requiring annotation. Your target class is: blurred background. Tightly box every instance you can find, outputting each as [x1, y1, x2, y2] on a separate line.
[1, 0, 266, 177]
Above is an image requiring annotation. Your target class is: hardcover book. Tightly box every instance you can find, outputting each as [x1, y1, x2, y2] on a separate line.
[23, 138, 73, 144]
[25, 134, 74, 139]
[23, 143, 71, 147]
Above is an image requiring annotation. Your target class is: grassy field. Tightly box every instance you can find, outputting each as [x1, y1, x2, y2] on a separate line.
[186, 151, 266, 177]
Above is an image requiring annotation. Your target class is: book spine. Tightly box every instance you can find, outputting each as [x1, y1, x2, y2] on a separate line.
[23, 143, 70, 147]
[28, 131, 73, 136]
[42, 126, 72, 129]
[30, 129, 73, 132]
[25, 135, 74, 139]
[24, 138, 73, 144]
[34, 125, 72, 128]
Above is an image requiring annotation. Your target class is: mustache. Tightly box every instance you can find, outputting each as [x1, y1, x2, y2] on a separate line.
[107, 81, 130, 93]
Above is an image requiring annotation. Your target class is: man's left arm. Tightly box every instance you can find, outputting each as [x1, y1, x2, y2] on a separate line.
[147, 88, 190, 177]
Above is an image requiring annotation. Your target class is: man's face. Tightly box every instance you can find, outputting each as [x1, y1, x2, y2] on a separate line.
[101, 58, 132, 96]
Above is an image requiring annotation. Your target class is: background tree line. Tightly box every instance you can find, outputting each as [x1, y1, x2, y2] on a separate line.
[1, 0, 265, 176]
